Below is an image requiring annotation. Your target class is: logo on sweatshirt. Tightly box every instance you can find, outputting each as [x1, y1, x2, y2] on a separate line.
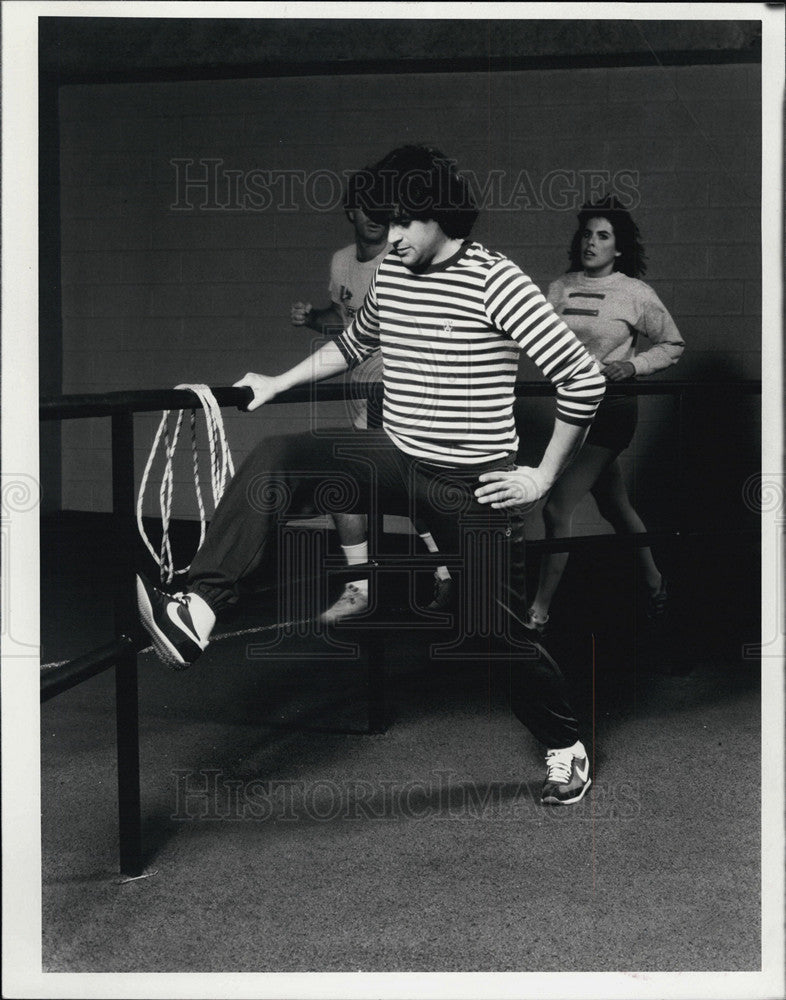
[340, 285, 357, 319]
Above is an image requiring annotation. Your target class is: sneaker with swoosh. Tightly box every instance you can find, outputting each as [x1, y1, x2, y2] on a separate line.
[541, 741, 592, 805]
[136, 574, 208, 669]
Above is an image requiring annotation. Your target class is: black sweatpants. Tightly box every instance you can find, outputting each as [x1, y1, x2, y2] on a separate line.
[187, 429, 580, 749]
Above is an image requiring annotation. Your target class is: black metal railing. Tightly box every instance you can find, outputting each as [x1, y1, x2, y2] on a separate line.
[39, 377, 760, 875]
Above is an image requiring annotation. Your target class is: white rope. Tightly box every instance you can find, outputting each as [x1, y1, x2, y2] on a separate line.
[136, 384, 235, 584]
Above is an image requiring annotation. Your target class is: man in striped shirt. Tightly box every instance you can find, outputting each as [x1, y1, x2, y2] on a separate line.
[137, 145, 606, 806]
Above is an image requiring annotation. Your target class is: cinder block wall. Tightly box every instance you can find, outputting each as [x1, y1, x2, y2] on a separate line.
[57, 63, 761, 535]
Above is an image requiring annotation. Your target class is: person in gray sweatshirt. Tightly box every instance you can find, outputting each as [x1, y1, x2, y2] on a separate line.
[524, 196, 685, 635]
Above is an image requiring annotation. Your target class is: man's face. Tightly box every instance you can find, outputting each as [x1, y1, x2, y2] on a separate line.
[349, 207, 389, 245]
[387, 217, 448, 270]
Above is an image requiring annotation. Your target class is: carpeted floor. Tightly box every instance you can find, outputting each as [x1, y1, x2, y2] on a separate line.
[39, 513, 761, 973]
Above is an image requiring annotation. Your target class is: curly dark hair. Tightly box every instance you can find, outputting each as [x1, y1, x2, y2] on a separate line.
[567, 194, 647, 278]
[356, 144, 479, 239]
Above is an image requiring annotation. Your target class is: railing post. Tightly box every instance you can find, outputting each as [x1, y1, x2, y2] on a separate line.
[37, 380, 760, 871]
[111, 411, 144, 878]
[676, 387, 688, 532]
[365, 620, 389, 734]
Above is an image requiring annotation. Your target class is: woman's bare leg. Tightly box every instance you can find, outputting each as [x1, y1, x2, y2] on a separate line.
[530, 443, 618, 620]
[591, 458, 663, 595]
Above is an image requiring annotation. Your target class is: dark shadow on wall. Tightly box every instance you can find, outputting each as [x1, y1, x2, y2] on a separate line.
[39, 72, 63, 513]
[513, 361, 761, 539]
[512, 364, 761, 672]
[675, 357, 761, 535]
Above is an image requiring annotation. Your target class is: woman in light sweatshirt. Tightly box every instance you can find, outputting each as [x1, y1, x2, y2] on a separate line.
[525, 196, 685, 634]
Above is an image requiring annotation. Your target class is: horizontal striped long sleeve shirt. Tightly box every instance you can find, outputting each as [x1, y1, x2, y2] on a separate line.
[336, 241, 606, 467]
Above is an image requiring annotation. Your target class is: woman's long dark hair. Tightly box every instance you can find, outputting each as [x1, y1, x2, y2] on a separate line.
[567, 195, 647, 278]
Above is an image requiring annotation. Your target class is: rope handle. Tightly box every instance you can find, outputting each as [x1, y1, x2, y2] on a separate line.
[136, 384, 235, 584]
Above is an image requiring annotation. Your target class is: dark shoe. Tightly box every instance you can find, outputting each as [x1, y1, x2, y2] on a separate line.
[425, 577, 455, 612]
[136, 574, 208, 669]
[541, 742, 592, 806]
[646, 576, 668, 624]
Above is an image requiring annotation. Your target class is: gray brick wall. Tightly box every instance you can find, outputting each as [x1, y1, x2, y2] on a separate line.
[57, 63, 761, 533]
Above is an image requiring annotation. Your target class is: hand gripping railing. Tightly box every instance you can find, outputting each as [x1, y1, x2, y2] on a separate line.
[39, 377, 761, 876]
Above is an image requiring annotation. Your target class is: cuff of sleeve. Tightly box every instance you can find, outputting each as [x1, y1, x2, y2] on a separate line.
[630, 356, 650, 377]
[555, 410, 598, 428]
[334, 334, 359, 369]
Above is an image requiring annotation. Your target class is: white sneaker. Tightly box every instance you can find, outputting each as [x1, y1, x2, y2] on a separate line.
[320, 582, 369, 624]
[136, 574, 210, 669]
[541, 740, 592, 806]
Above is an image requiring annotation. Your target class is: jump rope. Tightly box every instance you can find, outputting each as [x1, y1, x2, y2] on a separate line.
[136, 383, 235, 585]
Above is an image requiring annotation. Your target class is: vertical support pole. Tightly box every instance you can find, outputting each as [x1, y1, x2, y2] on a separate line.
[676, 388, 688, 532]
[365, 493, 388, 733]
[672, 388, 689, 669]
[364, 592, 388, 735]
[111, 411, 144, 877]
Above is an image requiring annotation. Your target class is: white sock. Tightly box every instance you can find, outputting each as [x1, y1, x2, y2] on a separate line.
[417, 530, 451, 580]
[186, 592, 216, 643]
[341, 542, 368, 592]
[419, 530, 438, 552]
[341, 541, 368, 566]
